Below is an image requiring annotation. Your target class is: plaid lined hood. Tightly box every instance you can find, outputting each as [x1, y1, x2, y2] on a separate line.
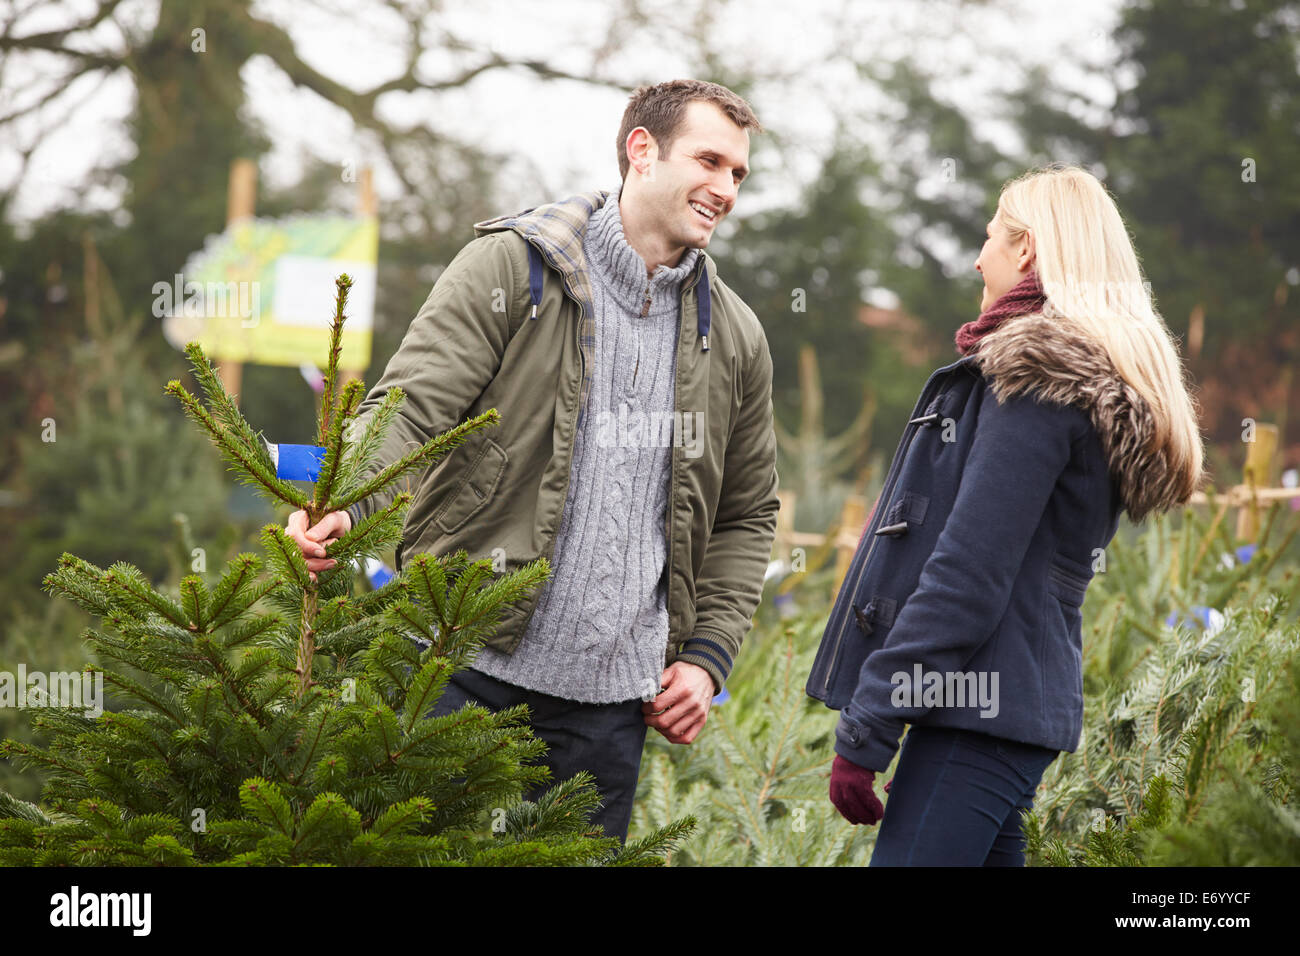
[473, 188, 609, 311]
[473, 187, 714, 306]
[473, 187, 717, 417]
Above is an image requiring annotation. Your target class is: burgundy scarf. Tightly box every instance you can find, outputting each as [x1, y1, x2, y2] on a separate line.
[954, 271, 1047, 356]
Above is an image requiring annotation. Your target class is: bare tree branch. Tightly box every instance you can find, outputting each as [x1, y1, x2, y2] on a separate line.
[0, 65, 105, 126]
[242, 3, 626, 127]
[0, 64, 120, 206]
[0, 0, 128, 66]
[0, 0, 643, 230]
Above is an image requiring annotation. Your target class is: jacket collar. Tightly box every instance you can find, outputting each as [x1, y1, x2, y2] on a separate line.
[473, 188, 713, 308]
[972, 310, 1182, 522]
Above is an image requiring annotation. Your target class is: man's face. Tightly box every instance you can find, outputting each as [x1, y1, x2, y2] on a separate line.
[637, 100, 751, 252]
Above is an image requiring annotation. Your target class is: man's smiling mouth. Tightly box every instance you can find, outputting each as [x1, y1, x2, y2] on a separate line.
[689, 200, 719, 224]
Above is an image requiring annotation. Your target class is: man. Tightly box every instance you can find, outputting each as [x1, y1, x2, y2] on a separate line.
[286, 79, 779, 842]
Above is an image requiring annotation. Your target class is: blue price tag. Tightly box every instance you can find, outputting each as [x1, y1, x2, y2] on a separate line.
[268, 443, 326, 481]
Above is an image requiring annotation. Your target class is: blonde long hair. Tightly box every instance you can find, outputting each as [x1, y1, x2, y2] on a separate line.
[996, 163, 1204, 507]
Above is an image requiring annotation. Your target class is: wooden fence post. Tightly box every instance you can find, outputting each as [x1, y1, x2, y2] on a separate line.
[1237, 422, 1279, 543]
[775, 489, 796, 562]
[833, 495, 866, 596]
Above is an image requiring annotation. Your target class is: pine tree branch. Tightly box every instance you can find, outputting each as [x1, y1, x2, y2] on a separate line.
[389, 601, 439, 650]
[175, 342, 284, 482]
[99, 710, 179, 774]
[314, 493, 412, 591]
[332, 409, 500, 514]
[608, 816, 697, 866]
[287, 709, 333, 784]
[204, 650, 273, 733]
[0, 791, 60, 826]
[369, 797, 433, 839]
[261, 524, 312, 591]
[387, 706, 504, 765]
[101, 564, 189, 630]
[179, 575, 207, 631]
[316, 275, 352, 450]
[444, 559, 551, 633]
[336, 387, 404, 495]
[165, 379, 308, 510]
[400, 658, 453, 735]
[97, 669, 188, 727]
[313, 378, 365, 510]
[206, 554, 270, 630]
[42, 560, 121, 621]
[239, 779, 294, 837]
[221, 613, 283, 650]
[1, 736, 91, 788]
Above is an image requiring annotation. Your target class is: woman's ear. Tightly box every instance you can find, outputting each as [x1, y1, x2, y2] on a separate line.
[1016, 229, 1036, 272]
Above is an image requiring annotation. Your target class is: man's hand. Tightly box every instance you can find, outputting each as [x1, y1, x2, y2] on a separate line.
[286, 509, 352, 583]
[642, 661, 715, 745]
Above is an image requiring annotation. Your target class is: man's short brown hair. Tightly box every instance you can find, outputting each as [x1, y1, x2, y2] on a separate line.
[616, 79, 762, 181]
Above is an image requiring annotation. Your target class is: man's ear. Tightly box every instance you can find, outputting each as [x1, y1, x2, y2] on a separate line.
[625, 126, 658, 178]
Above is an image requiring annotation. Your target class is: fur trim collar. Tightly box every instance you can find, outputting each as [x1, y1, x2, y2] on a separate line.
[972, 311, 1182, 522]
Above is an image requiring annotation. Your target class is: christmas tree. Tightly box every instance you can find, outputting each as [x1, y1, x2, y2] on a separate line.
[0, 274, 693, 865]
[1, 273, 247, 803]
[632, 616, 877, 866]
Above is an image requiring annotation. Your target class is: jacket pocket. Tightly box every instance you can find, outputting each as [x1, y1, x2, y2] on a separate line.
[1040, 581, 1085, 732]
[433, 437, 509, 535]
[1047, 554, 1090, 607]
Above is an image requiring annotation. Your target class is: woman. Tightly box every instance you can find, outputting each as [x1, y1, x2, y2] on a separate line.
[806, 164, 1204, 866]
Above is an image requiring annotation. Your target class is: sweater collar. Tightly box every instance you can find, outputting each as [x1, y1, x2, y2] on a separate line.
[583, 184, 700, 316]
[473, 187, 715, 351]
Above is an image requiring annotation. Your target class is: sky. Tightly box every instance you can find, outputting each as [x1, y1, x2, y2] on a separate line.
[1, 0, 1124, 233]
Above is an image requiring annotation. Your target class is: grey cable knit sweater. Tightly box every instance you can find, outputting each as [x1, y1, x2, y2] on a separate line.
[470, 188, 700, 703]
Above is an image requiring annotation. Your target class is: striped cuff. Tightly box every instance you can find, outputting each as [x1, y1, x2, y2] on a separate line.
[674, 632, 736, 695]
[346, 503, 363, 531]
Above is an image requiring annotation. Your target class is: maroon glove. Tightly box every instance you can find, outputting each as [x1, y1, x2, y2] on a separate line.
[829, 754, 885, 825]
[884, 777, 893, 794]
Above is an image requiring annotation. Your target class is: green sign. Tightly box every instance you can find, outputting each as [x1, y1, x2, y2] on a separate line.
[157, 214, 378, 368]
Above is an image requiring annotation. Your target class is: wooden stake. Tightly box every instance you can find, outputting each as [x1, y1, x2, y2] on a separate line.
[332, 165, 375, 403]
[217, 158, 258, 406]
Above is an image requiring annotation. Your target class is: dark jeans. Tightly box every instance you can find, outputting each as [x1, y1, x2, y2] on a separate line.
[430, 667, 649, 843]
[869, 725, 1059, 866]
